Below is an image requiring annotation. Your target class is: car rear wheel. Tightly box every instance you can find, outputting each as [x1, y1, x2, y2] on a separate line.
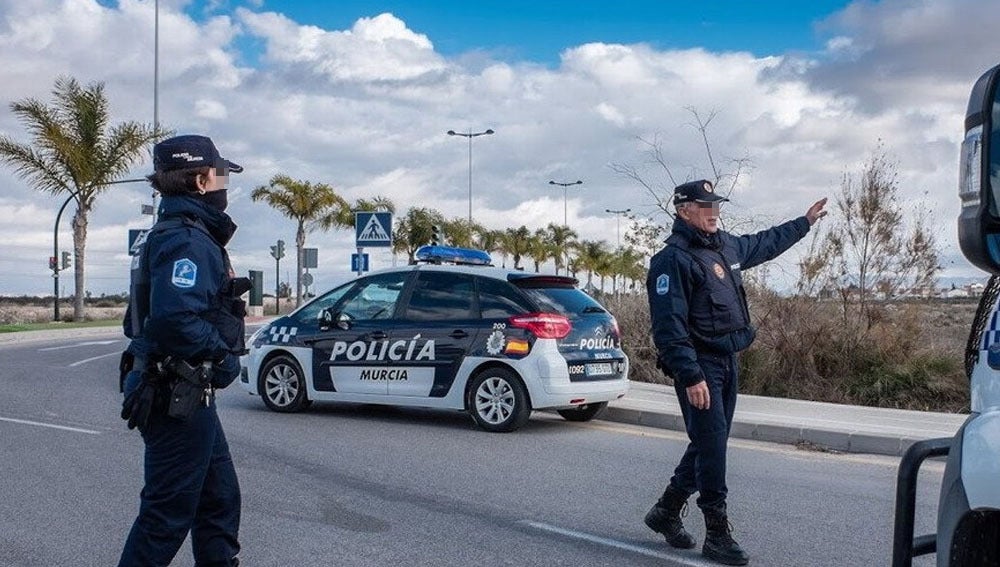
[557, 402, 608, 422]
[258, 355, 309, 413]
[466, 368, 531, 432]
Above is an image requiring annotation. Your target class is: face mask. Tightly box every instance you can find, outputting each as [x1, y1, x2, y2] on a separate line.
[196, 189, 228, 212]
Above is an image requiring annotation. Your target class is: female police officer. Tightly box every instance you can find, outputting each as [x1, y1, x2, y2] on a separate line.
[644, 180, 826, 565]
[119, 135, 246, 567]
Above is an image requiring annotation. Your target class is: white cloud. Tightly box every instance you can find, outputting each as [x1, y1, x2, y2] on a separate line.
[237, 10, 448, 83]
[0, 0, 996, 296]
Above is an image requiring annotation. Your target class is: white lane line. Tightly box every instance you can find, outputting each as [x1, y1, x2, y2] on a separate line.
[68, 351, 121, 367]
[0, 416, 100, 435]
[38, 340, 120, 351]
[519, 520, 707, 565]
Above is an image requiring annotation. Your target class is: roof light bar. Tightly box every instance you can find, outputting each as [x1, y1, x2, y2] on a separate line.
[414, 245, 492, 266]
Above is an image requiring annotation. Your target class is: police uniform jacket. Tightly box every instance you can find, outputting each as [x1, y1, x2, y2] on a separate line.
[646, 215, 810, 387]
[124, 195, 244, 363]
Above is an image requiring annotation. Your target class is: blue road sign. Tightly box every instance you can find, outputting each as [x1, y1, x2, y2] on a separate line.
[355, 212, 393, 247]
[128, 229, 149, 256]
[351, 253, 370, 272]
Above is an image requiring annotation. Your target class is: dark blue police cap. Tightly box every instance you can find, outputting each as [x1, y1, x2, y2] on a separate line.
[153, 135, 243, 174]
[673, 179, 727, 206]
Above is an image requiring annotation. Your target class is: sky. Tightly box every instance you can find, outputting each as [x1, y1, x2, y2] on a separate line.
[1, 0, 998, 297]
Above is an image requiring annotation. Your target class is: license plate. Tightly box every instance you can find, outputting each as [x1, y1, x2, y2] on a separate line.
[586, 362, 614, 376]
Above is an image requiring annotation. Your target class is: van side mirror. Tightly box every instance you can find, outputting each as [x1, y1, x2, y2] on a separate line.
[959, 63, 1000, 274]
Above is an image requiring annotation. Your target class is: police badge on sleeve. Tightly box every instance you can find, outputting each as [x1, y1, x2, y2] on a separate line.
[171, 258, 198, 288]
[656, 274, 670, 295]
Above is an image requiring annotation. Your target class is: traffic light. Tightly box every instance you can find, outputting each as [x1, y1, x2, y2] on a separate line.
[270, 239, 286, 260]
[61, 251, 71, 270]
[49, 256, 57, 270]
[431, 225, 442, 246]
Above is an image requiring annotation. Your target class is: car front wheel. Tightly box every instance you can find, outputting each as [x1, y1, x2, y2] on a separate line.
[466, 368, 531, 432]
[258, 355, 309, 413]
[557, 402, 608, 422]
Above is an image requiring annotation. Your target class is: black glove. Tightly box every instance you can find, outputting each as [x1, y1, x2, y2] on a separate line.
[222, 277, 252, 297]
[211, 353, 241, 389]
[121, 371, 157, 431]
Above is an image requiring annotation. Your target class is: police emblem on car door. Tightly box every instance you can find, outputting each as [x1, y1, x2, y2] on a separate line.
[389, 271, 480, 398]
[308, 271, 409, 395]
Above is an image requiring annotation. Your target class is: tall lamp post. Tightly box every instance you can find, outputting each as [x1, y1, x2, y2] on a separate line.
[605, 208, 631, 249]
[447, 128, 494, 223]
[548, 179, 583, 227]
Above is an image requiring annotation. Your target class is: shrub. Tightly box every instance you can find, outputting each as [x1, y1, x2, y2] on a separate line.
[605, 290, 972, 413]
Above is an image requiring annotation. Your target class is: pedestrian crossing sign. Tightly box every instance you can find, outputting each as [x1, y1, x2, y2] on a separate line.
[355, 212, 393, 247]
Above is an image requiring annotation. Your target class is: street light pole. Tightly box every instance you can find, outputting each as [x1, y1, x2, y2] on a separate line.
[154, 0, 159, 132]
[52, 178, 145, 321]
[447, 128, 494, 223]
[605, 208, 632, 249]
[548, 179, 583, 227]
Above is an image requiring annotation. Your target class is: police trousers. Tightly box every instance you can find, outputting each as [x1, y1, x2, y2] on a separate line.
[668, 352, 739, 512]
[118, 371, 241, 567]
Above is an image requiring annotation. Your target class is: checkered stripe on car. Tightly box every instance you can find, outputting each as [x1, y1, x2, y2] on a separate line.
[269, 326, 298, 344]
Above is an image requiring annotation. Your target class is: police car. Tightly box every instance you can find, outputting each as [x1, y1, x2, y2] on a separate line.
[240, 246, 629, 432]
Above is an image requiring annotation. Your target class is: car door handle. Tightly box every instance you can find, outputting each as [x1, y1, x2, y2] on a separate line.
[448, 330, 468, 339]
[367, 331, 388, 340]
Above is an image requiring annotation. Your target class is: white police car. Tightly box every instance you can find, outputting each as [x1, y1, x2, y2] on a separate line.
[240, 246, 629, 432]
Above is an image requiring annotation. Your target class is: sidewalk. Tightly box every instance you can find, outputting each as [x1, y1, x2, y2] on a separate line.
[0, 325, 969, 456]
[605, 381, 969, 457]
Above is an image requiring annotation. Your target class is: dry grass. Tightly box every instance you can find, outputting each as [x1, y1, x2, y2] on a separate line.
[0, 302, 126, 324]
[600, 291, 976, 413]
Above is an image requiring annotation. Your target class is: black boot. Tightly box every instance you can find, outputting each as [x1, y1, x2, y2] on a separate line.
[644, 487, 696, 549]
[702, 507, 749, 565]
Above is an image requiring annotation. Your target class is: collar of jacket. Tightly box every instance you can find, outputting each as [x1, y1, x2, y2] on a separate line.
[158, 194, 238, 246]
[670, 216, 722, 250]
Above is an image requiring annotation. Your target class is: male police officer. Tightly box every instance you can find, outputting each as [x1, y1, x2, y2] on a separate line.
[119, 135, 247, 567]
[644, 180, 827, 565]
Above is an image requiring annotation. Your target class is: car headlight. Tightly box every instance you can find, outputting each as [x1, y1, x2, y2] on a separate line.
[248, 325, 269, 348]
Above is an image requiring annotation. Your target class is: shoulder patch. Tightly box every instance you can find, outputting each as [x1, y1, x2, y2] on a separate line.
[656, 273, 670, 295]
[171, 258, 197, 288]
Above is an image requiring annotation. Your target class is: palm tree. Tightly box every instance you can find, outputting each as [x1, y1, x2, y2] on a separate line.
[504, 226, 533, 270]
[574, 240, 610, 292]
[0, 77, 160, 320]
[393, 207, 445, 263]
[442, 218, 479, 248]
[546, 223, 577, 275]
[474, 227, 504, 265]
[251, 174, 349, 307]
[326, 196, 395, 228]
[609, 246, 645, 294]
[528, 228, 554, 273]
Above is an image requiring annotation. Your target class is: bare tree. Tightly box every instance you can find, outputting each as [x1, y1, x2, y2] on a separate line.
[799, 144, 941, 318]
[609, 108, 753, 217]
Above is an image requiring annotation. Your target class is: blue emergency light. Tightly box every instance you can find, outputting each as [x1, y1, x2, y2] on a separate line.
[414, 245, 492, 266]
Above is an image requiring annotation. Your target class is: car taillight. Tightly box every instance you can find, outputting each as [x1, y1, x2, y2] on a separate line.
[610, 316, 621, 337]
[509, 312, 571, 339]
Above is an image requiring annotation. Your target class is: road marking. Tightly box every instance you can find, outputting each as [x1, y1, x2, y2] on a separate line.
[68, 351, 121, 367]
[38, 340, 120, 351]
[0, 416, 100, 435]
[519, 520, 708, 565]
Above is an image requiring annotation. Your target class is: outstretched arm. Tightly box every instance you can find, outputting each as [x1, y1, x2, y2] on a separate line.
[735, 197, 828, 269]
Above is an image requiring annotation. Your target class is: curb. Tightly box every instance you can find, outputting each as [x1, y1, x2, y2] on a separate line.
[601, 405, 954, 457]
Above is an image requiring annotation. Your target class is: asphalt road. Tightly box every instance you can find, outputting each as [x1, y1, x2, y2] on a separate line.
[0, 333, 943, 566]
